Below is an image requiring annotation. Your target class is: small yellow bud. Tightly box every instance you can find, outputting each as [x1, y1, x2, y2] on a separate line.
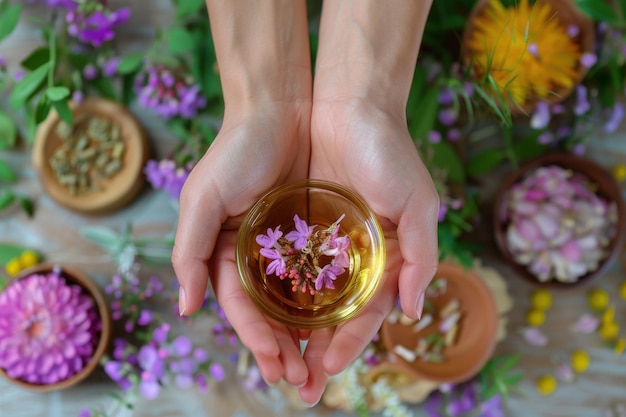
[5, 258, 22, 277]
[536, 375, 557, 395]
[588, 289, 609, 311]
[526, 309, 545, 327]
[570, 350, 590, 373]
[613, 164, 626, 181]
[600, 322, 620, 341]
[531, 289, 552, 310]
[19, 250, 39, 269]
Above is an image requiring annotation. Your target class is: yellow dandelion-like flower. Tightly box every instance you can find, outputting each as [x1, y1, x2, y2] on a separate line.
[466, 0, 582, 107]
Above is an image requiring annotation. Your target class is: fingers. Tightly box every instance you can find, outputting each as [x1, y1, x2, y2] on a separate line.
[172, 160, 224, 315]
[397, 185, 440, 320]
[299, 327, 334, 407]
[275, 328, 308, 387]
[322, 274, 397, 376]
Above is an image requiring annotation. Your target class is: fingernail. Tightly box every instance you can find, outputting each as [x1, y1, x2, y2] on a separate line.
[303, 399, 320, 408]
[416, 292, 425, 320]
[178, 286, 187, 316]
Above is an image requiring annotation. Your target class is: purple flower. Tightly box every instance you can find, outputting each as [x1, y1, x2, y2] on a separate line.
[438, 204, 448, 222]
[135, 65, 207, 120]
[447, 128, 461, 142]
[83, 64, 98, 80]
[605, 103, 625, 133]
[438, 88, 454, 105]
[0, 55, 6, 70]
[315, 265, 344, 291]
[103, 57, 120, 77]
[259, 248, 287, 276]
[140, 376, 160, 399]
[256, 226, 283, 249]
[527, 42, 539, 57]
[479, 394, 504, 417]
[530, 101, 551, 129]
[567, 24, 580, 37]
[580, 52, 598, 68]
[104, 360, 126, 382]
[572, 143, 586, 155]
[428, 130, 442, 143]
[285, 214, 315, 250]
[327, 236, 351, 268]
[574, 85, 590, 116]
[72, 90, 84, 104]
[0, 272, 100, 385]
[137, 310, 153, 326]
[172, 336, 193, 356]
[537, 132, 553, 145]
[209, 363, 226, 381]
[144, 159, 193, 200]
[438, 108, 458, 126]
[67, 7, 131, 47]
[14, 70, 24, 82]
[78, 409, 92, 417]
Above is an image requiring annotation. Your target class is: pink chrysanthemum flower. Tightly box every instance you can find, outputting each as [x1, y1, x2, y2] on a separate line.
[0, 272, 101, 385]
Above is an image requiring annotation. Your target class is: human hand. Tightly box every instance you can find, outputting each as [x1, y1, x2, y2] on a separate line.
[172, 102, 312, 388]
[298, 99, 439, 405]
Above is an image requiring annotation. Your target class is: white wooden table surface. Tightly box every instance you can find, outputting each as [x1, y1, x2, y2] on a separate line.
[1, 2, 626, 417]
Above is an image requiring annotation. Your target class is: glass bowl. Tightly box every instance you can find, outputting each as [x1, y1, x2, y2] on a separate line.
[236, 180, 386, 329]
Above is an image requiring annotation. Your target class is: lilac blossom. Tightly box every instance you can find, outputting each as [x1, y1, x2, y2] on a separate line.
[574, 85, 590, 116]
[259, 248, 287, 275]
[135, 65, 207, 120]
[256, 226, 283, 249]
[530, 101, 551, 129]
[428, 130, 442, 143]
[567, 24, 580, 38]
[144, 158, 194, 200]
[285, 214, 315, 250]
[66, 6, 131, 47]
[72, 90, 84, 104]
[83, 64, 98, 80]
[580, 52, 598, 68]
[520, 327, 548, 346]
[537, 132, 553, 145]
[439, 108, 458, 126]
[438, 88, 454, 105]
[315, 265, 343, 291]
[103, 56, 120, 77]
[447, 128, 461, 142]
[604, 103, 625, 133]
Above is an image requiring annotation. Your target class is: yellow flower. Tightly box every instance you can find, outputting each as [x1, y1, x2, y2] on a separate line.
[613, 164, 626, 182]
[619, 281, 626, 300]
[536, 375, 557, 395]
[588, 288, 609, 311]
[526, 309, 545, 327]
[600, 322, 619, 341]
[602, 306, 615, 325]
[19, 250, 39, 269]
[570, 350, 590, 373]
[5, 258, 22, 277]
[614, 338, 626, 357]
[531, 289, 552, 310]
[465, 0, 582, 107]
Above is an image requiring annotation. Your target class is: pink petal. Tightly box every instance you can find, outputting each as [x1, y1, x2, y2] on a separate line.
[572, 314, 599, 333]
[534, 212, 559, 239]
[521, 327, 548, 346]
[560, 240, 581, 262]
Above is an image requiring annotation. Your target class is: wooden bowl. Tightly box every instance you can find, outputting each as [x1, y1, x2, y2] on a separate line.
[0, 263, 112, 392]
[493, 153, 626, 287]
[461, 0, 595, 113]
[380, 262, 499, 384]
[32, 97, 150, 214]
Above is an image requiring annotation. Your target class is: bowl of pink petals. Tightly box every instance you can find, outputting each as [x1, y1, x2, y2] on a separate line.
[494, 153, 626, 286]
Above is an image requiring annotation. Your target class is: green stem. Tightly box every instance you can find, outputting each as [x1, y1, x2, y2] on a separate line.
[502, 125, 518, 168]
[48, 24, 57, 88]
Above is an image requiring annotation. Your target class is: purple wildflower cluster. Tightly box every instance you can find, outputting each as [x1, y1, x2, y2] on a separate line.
[256, 214, 351, 294]
[425, 382, 504, 417]
[144, 158, 194, 200]
[431, 81, 475, 143]
[66, 2, 131, 47]
[0, 270, 101, 385]
[100, 271, 227, 404]
[135, 65, 207, 120]
[104, 324, 225, 399]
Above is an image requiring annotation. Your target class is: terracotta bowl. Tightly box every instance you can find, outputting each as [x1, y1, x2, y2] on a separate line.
[461, 0, 595, 113]
[380, 262, 499, 384]
[493, 153, 626, 287]
[0, 263, 112, 392]
[32, 97, 150, 214]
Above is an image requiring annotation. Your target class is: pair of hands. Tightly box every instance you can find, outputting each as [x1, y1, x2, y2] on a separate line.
[172, 97, 439, 406]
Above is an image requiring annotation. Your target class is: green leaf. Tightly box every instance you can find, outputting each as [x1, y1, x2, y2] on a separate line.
[408, 84, 439, 143]
[18, 196, 34, 217]
[513, 131, 549, 162]
[0, 242, 34, 265]
[20, 47, 50, 71]
[34, 95, 52, 124]
[467, 149, 506, 176]
[89, 76, 118, 101]
[45, 86, 70, 102]
[0, 4, 22, 43]
[116, 53, 144, 75]
[175, 0, 205, 19]
[81, 226, 123, 255]
[430, 141, 466, 183]
[9, 62, 50, 110]
[0, 189, 15, 210]
[166, 27, 195, 54]
[0, 110, 17, 150]
[575, 0, 617, 22]
[0, 159, 17, 183]
[52, 99, 73, 125]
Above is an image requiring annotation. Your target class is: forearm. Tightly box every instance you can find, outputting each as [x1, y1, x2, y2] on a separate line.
[314, 0, 433, 114]
[206, 0, 312, 112]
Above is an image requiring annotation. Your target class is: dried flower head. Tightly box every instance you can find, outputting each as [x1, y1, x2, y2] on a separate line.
[0, 271, 101, 385]
[256, 214, 351, 294]
[502, 165, 618, 283]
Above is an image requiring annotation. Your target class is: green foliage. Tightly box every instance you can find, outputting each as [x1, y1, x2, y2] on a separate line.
[575, 0, 619, 23]
[0, 2, 22, 43]
[479, 354, 524, 400]
[0, 111, 16, 150]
